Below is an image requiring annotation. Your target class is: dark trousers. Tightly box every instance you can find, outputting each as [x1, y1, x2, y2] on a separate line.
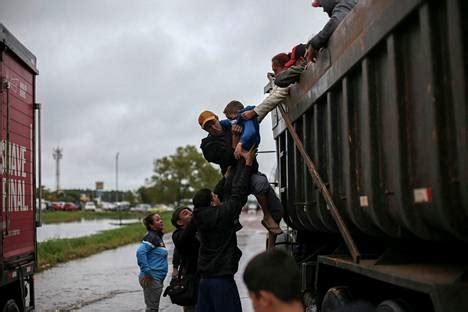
[196, 275, 242, 312]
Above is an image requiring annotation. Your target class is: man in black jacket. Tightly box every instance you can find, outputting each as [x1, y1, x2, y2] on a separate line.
[198, 110, 283, 238]
[171, 207, 199, 311]
[191, 147, 255, 312]
[306, 0, 359, 63]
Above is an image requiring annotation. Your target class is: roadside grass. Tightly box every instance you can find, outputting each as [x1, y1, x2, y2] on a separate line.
[37, 211, 174, 271]
[39, 210, 150, 224]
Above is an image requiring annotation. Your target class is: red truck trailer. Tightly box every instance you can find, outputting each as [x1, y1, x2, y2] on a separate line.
[0, 24, 39, 311]
[271, 0, 467, 311]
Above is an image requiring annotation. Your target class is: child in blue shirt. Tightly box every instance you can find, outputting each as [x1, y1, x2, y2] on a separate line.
[221, 100, 260, 160]
[221, 100, 282, 236]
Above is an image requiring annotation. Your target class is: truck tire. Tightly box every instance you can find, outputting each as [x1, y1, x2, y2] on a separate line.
[321, 286, 352, 312]
[2, 299, 19, 312]
[376, 299, 412, 312]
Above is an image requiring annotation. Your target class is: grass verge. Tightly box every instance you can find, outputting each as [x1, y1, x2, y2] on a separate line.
[40, 210, 149, 224]
[38, 211, 174, 271]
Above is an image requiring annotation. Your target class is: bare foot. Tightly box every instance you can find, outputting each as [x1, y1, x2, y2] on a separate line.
[261, 218, 282, 235]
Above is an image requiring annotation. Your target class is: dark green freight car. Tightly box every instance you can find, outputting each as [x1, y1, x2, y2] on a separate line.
[271, 0, 467, 311]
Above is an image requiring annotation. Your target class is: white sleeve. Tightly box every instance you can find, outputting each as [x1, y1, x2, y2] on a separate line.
[254, 85, 290, 123]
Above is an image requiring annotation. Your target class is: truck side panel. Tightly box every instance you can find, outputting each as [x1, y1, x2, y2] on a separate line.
[1, 52, 35, 260]
[273, 0, 468, 243]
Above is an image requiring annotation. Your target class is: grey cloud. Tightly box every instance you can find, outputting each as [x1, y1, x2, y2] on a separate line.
[1, 0, 328, 190]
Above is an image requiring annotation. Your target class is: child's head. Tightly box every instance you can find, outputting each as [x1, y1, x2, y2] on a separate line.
[223, 100, 244, 120]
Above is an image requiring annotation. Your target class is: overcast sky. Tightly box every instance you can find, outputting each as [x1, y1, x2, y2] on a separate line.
[0, 0, 328, 191]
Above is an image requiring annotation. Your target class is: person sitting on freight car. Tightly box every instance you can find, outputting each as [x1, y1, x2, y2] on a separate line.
[243, 249, 304, 312]
[305, 0, 359, 63]
[241, 44, 307, 122]
[198, 110, 283, 238]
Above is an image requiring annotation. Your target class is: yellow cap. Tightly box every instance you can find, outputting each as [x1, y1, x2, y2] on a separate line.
[198, 110, 218, 128]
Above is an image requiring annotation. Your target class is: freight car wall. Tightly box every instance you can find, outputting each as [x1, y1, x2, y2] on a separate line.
[273, 0, 467, 243]
[0, 38, 36, 260]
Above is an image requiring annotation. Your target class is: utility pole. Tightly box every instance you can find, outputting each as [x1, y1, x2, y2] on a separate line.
[115, 152, 119, 202]
[115, 152, 121, 225]
[52, 147, 63, 193]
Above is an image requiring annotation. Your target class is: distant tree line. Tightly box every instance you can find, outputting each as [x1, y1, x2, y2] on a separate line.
[39, 145, 220, 207]
[137, 145, 221, 206]
[40, 187, 137, 204]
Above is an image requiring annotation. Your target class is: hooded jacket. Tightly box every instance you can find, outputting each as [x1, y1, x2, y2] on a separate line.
[308, 0, 358, 50]
[193, 160, 252, 278]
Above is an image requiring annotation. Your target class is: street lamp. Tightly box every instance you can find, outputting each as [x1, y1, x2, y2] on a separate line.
[115, 152, 121, 225]
[115, 152, 119, 200]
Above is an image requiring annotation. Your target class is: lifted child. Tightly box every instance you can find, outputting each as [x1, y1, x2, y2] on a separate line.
[221, 100, 282, 236]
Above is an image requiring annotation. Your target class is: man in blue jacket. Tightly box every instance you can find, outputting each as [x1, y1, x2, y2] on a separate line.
[136, 213, 168, 312]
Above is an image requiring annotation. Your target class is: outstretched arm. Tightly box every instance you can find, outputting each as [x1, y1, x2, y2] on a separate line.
[240, 88, 290, 123]
[253, 86, 289, 123]
[307, 1, 357, 54]
[224, 146, 256, 218]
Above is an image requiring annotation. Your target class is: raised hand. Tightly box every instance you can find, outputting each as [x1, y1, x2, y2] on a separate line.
[231, 124, 242, 136]
[305, 46, 317, 63]
[234, 143, 243, 160]
[240, 110, 257, 120]
[240, 144, 256, 166]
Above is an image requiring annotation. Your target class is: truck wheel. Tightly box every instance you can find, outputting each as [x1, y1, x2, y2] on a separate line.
[376, 299, 412, 312]
[2, 299, 19, 312]
[321, 286, 352, 312]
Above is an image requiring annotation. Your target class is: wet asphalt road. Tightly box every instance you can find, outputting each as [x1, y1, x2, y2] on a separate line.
[35, 212, 267, 311]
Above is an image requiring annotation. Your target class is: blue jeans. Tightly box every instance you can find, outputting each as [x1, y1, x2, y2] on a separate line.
[196, 276, 242, 312]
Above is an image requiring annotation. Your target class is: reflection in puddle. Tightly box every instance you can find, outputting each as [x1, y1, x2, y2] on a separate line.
[35, 213, 266, 311]
[37, 219, 140, 242]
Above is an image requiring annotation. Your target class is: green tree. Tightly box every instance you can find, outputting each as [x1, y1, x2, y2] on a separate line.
[139, 145, 221, 206]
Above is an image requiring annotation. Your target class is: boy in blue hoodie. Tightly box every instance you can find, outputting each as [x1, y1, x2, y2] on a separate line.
[221, 100, 281, 238]
[222, 100, 260, 160]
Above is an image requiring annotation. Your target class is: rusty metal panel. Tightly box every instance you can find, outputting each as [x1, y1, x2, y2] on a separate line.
[273, 0, 468, 242]
[0, 27, 37, 262]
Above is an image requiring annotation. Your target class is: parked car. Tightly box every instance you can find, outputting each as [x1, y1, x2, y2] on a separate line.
[51, 202, 65, 211]
[243, 195, 258, 213]
[115, 201, 130, 211]
[101, 201, 116, 211]
[63, 202, 79, 211]
[130, 203, 151, 212]
[84, 201, 96, 211]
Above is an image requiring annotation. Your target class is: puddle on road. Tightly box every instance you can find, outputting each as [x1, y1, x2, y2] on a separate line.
[37, 219, 140, 242]
[35, 233, 181, 311]
[35, 213, 273, 311]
